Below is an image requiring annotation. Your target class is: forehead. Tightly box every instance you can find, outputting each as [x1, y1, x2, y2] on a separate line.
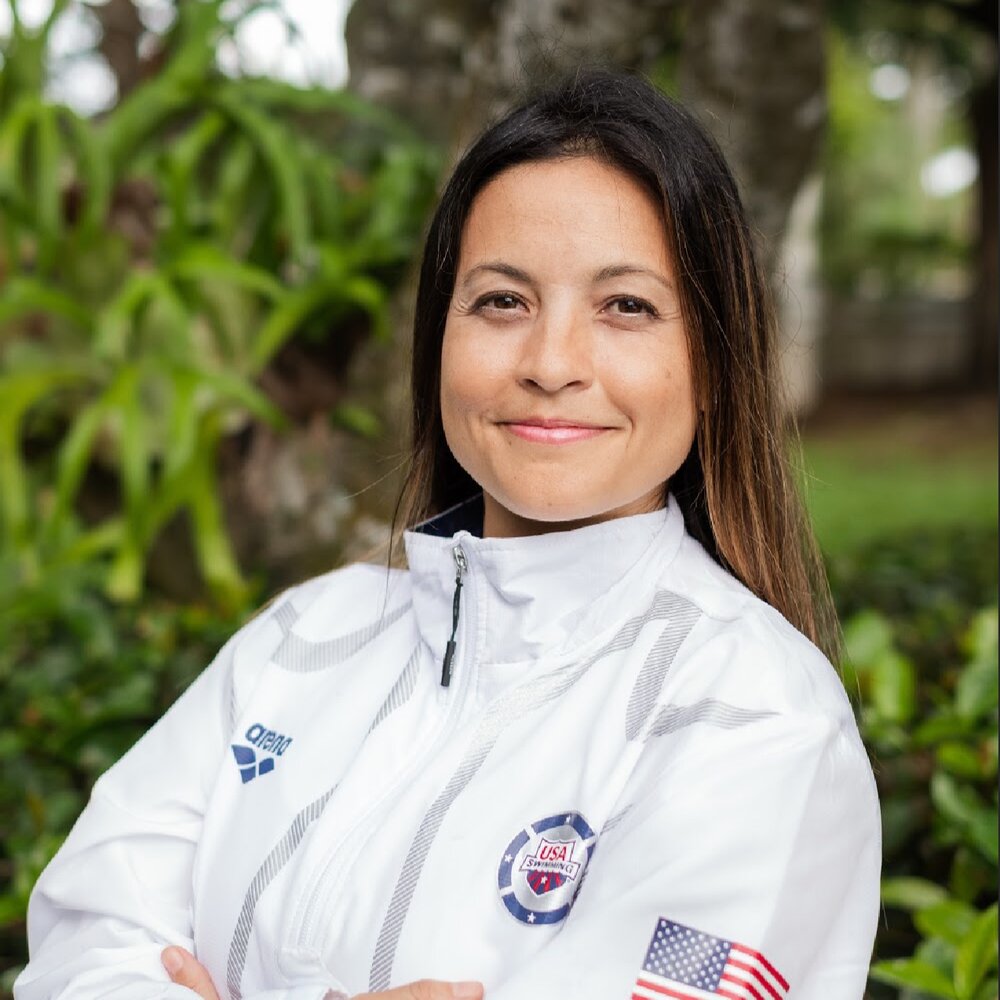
[456, 156, 671, 275]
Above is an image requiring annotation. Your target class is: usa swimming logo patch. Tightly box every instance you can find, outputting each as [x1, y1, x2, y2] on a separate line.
[498, 812, 596, 925]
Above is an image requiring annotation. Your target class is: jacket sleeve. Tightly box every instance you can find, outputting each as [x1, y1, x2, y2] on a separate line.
[487, 708, 882, 1000]
[13, 608, 342, 1000]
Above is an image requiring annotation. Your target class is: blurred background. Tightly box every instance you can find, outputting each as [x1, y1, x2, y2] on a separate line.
[0, 0, 996, 996]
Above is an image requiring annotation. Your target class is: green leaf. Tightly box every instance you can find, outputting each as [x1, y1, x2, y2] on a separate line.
[0, 277, 92, 332]
[950, 846, 996, 904]
[192, 368, 286, 428]
[956, 609, 999, 720]
[33, 102, 60, 243]
[160, 369, 201, 481]
[330, 403, 380, 439]
[169, 243, 284, 300]
[342, 273, 388, 339]
[0, 367, 87, 546]
[931, 771, 999, 865]
[916, 714, 981, 746]
[221, 78, 408, 132]
[955, 905, 998, 1000]
[161, 111, 227, 242]
[870, 958, 959, 998]
[973, 980, 999, 1000]
[144, 274, 195, 362]
[916, 900, 979, 947]
[46, 396, 110, 538]
[211, 135, 257, 242]
[97, 365, 151, 602]
[920, 936, 963, 981]
[115, 366, 150, 523]
[210, 91, 310, 266]
[0, 97, 43, 220]
[871, 648, 917, 724]
[57, 105, 111, 232]
[60, 518, 124, 565]
[250, 282, 339, 372]
[185, 417, 246, 606]
[105, 537, 144, 604]
[882, 876, 950, 912]
[937, 741, 989, 780]
[881, 795, 928, 857]
[95, 273, 160, 360]
[843, 608, 895, 669]
[963, 608, 999, 665]
[103, 75, 196, 175]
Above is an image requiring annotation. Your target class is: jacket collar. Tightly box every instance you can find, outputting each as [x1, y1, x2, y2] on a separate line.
[402, 494, 685, 670]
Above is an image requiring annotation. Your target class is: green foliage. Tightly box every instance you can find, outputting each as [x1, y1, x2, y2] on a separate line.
[0, 561, 251, 981]
[0, 0, 439, 606]
[833, 528, 998, 999]
[829, 525, 998, 675]
[871, 892, 997, 999]
[0, 5, 439, 984]
[820, 26, 975, 296]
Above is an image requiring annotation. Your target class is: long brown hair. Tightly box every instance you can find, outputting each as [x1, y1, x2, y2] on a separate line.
[392, 69, 839, 660]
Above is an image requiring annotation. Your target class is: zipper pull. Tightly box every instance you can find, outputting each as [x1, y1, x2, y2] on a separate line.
[440, 545, 467, 687]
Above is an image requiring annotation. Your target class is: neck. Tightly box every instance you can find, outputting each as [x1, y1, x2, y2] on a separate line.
[481, 487, 668, 539]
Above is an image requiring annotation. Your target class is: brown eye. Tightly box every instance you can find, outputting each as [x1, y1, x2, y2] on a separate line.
[487, 294, 521, 309]
[474, 292, 525, 313]
[609, 296, 657, 317]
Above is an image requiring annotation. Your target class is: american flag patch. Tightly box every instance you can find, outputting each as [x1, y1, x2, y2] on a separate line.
[631, 918, 789, 1000]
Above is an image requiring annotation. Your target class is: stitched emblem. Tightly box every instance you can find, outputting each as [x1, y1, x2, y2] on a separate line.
[497, 812, 596, 925]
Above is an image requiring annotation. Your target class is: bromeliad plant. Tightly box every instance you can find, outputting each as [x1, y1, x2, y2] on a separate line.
[0, 0, 438, 606]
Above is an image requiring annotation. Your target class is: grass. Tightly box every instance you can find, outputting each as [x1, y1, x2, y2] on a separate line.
[797, 394, 997, 556]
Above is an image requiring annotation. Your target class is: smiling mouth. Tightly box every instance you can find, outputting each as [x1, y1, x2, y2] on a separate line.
[499, 420, 612, 444]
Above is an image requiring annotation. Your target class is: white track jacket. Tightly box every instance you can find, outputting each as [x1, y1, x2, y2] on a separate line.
[16, 498, 881, 1000]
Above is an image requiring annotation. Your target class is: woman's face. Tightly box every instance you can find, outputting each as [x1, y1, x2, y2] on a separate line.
[440, 156, 697, 538]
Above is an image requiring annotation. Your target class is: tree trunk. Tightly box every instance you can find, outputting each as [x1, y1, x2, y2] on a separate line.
[91, 0, 146, 100]
[968, 64, 998, 388]
[678, 0, 827, 413]
[344, 0, 680, 155]
[677, 0, 826, 276]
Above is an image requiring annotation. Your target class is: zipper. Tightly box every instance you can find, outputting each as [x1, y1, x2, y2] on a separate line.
[293, 541, 474, 947]
[440, 545, 467, 687]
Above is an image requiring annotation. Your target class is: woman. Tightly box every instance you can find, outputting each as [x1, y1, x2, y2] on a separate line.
[16, 69, 881, 1000]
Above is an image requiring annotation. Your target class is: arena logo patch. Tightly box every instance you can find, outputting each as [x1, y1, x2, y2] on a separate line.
[231, 722, 293, 784]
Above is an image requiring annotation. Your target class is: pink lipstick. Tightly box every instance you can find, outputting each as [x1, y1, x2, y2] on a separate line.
[501, 421, 609, 444]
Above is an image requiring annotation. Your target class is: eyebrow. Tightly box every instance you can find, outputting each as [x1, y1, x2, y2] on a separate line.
[593, 264, 674, 291]
[459, 260, 673, 292]
[459, 262, 532, 289]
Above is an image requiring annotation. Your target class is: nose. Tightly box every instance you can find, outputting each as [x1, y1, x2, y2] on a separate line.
[515, 304, 593, 394]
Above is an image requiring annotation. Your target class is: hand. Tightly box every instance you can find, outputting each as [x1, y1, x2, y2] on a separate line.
[162, 947, 220, 1000]
[353, 983, 483, 999]
[161, 946, 484, 1000]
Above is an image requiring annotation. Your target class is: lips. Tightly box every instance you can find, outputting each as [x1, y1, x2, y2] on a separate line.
[499, 418, 612, 444]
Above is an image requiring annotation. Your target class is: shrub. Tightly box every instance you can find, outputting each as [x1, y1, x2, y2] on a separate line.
[0, 0, 438, 607]
[0, 564, 251, 985]
[830, 526, 998, 999]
